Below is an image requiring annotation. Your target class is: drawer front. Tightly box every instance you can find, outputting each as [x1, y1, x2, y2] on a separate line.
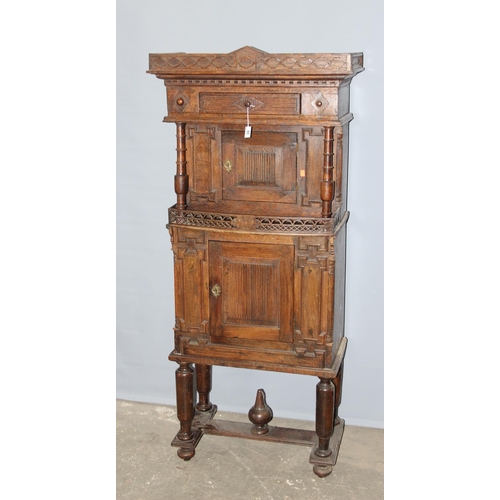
[199, 93, 300, 115]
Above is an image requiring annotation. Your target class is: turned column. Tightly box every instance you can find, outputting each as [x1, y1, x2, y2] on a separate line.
[175, 362, 195, 460]
[320, 126, 335, 218]
[195, 364, 213, 412]
[175, 122, 188, 209]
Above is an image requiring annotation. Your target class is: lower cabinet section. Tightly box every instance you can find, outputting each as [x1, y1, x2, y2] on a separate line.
[170, 223, 345, 371]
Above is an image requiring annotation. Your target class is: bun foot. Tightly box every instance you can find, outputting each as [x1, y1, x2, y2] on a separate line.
[313, 464, 333, 478]
[172, 428, 202, 460]
[177, 447, 195, 461]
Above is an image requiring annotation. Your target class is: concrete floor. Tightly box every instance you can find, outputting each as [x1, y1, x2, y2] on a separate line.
[117, 399, 383, 499]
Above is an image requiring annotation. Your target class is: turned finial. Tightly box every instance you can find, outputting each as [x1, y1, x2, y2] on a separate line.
[248, 388, 273, 435]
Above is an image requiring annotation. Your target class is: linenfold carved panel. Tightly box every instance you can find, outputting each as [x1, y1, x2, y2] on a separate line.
[221, 130, 297, 204]
[223, 259, 280, 327]
[238, 147, 277, 185]
[209, 241, 294, 343]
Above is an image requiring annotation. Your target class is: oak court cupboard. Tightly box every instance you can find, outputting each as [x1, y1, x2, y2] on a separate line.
[147, 46, 364, 477]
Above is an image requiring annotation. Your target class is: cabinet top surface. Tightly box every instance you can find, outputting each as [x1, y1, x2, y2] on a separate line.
[148, 46, 364, 80]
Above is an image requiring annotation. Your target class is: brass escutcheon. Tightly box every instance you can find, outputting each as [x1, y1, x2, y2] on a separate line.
[211, 284, 222, 298]
[224, 160, 232, 173]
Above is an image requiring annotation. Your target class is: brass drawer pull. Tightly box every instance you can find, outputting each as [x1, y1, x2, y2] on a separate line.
[224, 160, 233, 173]
[211, 284, 222, 298]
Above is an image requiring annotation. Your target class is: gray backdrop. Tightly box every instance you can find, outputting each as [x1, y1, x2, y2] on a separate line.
[117, 0, 383, 428]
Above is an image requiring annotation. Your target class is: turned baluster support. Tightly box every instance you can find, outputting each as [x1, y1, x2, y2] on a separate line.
[315, 377, 335, 457]
[313, 377, 335, 477]
[175, 122, 188, 209]
[321, 126, 335, 218]
[195, 364, 213, 412]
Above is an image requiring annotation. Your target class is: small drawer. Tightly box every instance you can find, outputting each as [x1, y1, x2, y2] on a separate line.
[199, 93, 300, 115]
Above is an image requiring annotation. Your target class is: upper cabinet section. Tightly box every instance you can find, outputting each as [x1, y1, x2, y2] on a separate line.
[148, 47, 364, 218]
[147, 47, 364, 125]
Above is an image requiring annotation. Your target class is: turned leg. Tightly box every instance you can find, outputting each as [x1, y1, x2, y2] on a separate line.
[175, 362, 196, 460]
[313, 377, 335, 477]
[195, 364, 213, 412]
[315, 377, 335, 457]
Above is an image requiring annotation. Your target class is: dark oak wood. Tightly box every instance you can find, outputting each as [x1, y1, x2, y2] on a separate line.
[315, 378, 335, 458]
[148, 46, 363, 478]
[248, 389, 273, 435]
[195, 364, 213, 412]
[333, 362, 344, 424]
[309, 418, 345, 478]
[321, 126, 335, 217]
[204, 419, 317, 445]
[148, 46, 364, 80]
[173, 362, 198, 460]
[175, 122, 188, 209]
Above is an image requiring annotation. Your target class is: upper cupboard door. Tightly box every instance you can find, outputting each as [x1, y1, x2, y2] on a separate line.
[221, 131, 298, 204]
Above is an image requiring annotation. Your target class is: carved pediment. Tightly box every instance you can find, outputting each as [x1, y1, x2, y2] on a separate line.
[148, 46, 364, 79]
[227, 46, 268, 57]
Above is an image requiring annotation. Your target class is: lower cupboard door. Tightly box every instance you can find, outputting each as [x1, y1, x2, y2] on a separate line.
[209, 240, 294, 344]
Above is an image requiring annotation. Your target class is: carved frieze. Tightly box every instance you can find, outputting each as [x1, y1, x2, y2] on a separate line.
[149, 46, 363, 78]
[169, 208, 337, 234]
